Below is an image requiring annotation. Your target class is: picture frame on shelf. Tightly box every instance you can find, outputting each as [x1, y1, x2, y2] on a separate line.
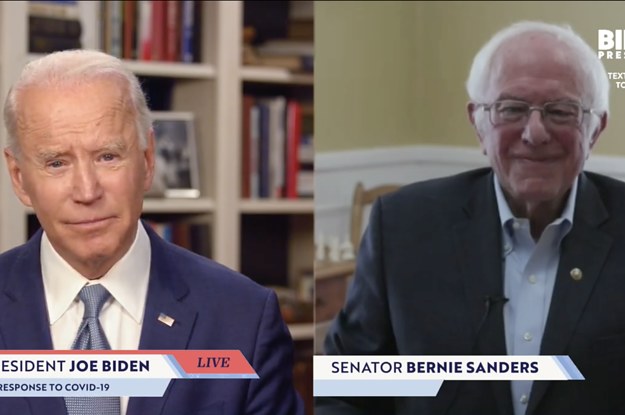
[147, 111, 201, 198]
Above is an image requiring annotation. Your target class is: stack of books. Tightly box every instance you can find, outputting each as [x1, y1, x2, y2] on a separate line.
[241, 95, 314, 199]
[28, 0, 82, 54]
[100, 0, 202, 62]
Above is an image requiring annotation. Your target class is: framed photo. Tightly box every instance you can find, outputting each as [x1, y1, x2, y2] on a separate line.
[149, 111, 201, 198]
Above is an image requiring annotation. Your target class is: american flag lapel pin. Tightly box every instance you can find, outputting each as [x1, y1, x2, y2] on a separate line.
[158, 313, 175, 327]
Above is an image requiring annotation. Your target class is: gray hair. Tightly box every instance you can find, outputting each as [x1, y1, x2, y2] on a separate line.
[466, 21, 610, 128]
[4, 49, 152, 156]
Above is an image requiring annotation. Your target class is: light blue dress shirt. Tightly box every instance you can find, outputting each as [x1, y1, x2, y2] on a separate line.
[493, 176, 577, 415]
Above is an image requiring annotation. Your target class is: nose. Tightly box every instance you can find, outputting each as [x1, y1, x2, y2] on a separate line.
[72, 161, 103, 204]
[521, 109, 550, 146]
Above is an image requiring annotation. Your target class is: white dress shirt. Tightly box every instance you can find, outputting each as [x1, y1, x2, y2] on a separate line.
[41, 221, 152, 415]
[494, 176, 577, 415]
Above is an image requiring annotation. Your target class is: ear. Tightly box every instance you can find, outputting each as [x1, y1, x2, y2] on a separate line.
[588, 112, 608, 150]
[467, 102, 487, 155]
[3, 148, 33, 207]
[142, 128, 156, 192]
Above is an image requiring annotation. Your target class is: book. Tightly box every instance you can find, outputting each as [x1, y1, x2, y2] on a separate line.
[165, 0, 180, 62]
[285, 100, 302, 199]
[296, 169, 313, 198]
[29, 15, 81, 38]
[28, 1, 79, 19]
[178, 0, 203, 63]
[105, 0, 123, 58]
[255, 39, 313, 57]
[249, 54, 311, 72]
[299, 133, 314, 164]
[250, 105, 260, 198]
[137, 0, 152, 60]
[172, 221, 192, 249]
[145, 221, 211, 258]
[180, 0, 194, 62]
[123, 0, 137, 59]
[268, 96, 286, 198]
[151, 0, 166, 61]
[241, 95, 254, 198]
[257, 101, 270, 198]
[192, 0, 203, 62]
[100, 1, 110, 53]
[243, 96, 311, 199]
[29, 0, 81, 54]
[189, 223, 212, 258]
[147, 221, 173, 242]
[29, 34, 81, 54]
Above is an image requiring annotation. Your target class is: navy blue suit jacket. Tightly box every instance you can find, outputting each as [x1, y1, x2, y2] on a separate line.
[318, 168, 625, 415]
[0, 223, 304, 415]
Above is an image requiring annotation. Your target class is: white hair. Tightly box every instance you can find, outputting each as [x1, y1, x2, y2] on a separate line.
[4, 49, 152, 156]
[466, 21, 610, 129]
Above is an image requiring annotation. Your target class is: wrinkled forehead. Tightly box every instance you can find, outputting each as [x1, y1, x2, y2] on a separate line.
[17, 78, 131, 121]
[486, 32, 585, 100]
[18, 74, 128, 105]
[14, 78, 136, 143]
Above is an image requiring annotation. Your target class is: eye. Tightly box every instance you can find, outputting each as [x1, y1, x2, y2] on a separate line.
[47, 160, 65, 169]
[546, 105, 577, 117]
[497, 103, 527, 114]
[544, 103, 581, 125]
[100, 153, 118, 162]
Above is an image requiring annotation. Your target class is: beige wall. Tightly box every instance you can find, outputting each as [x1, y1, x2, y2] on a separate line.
[315, 1, 421, 152]
[316, 1, 625, 155]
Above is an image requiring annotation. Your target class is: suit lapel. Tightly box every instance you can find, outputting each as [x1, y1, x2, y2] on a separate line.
[127, 225, 198, 415]
[0, 231, 54, 350]
[0, 231, 67, 415]
[452, 172, 513, 415]
[528, 174, 612, 413]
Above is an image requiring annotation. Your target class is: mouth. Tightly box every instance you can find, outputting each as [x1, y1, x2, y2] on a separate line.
[66, 217, 115, 228]
[516, 155, 560, 163]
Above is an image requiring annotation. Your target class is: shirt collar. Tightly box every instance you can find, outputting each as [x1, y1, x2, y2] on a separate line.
[41, 221, 151, 325]
[493, 174, 578, 230]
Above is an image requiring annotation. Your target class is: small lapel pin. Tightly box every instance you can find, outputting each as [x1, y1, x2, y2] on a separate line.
[158, 313, 175, 327]
[570, 268, 583, 281]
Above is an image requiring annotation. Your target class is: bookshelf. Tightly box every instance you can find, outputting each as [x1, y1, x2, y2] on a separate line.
[0, 2, 314, 413]
[0, 1, 313, 325]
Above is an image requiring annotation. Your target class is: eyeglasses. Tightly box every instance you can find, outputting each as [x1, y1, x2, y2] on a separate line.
[476, 99, 597, 127]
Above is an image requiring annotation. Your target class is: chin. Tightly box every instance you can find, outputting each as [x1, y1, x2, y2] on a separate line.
[72, 242, 114, 260]
[516, 187, 563, 204]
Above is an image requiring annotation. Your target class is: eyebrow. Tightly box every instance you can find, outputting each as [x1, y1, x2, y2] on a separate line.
[34, 149, 65, 162]
[33, 139, 128, 162]
[100, 139, 128, 153]
[496, 94, 580, 104]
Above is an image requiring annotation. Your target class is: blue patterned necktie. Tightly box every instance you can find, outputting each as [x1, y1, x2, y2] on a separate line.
[64, 284, 121, 415]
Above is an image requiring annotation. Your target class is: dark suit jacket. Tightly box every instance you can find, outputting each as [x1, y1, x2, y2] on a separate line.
[317, 168, 625, 415]
[0, 223, 304, 415]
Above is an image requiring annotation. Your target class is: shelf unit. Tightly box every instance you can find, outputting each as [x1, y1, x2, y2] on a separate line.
[0, 3, 314, 413]
[0, 0, 313, 307]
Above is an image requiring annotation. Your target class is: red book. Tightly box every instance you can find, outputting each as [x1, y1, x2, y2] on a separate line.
[123, 0, 137, 59]
[151, 0, 166, 61]
[285, 100, 302, 199]
[164, 0, 180, 61]
[138, 1, 153, 60]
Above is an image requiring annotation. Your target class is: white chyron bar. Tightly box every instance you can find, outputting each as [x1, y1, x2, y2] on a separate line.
[313, 355, 583, 397]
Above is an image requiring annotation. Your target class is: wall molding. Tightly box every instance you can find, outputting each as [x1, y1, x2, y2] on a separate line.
[316, 144, 625, 178]
[315, 144, 625, 240]
[316, 145, 484, 171]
